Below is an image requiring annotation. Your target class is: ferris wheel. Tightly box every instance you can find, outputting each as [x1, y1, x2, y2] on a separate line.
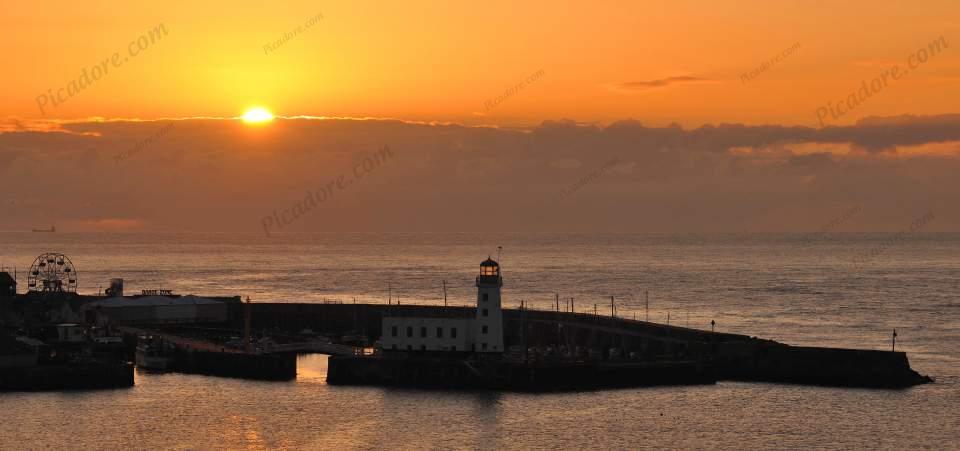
[27, 252, 78, 293]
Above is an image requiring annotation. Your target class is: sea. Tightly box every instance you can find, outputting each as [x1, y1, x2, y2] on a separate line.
[0, 232, 957, 450]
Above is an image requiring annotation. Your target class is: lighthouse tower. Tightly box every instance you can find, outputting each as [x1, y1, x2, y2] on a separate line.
[475, 258, 504, 353]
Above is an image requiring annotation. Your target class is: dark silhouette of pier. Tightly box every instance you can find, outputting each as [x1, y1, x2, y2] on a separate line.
[233, 303, 931, 388]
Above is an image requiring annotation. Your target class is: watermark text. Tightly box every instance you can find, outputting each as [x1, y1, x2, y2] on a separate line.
[816, 36, 948, 127]
[114, 123, 175, 163]
[261, 145, 395, 236]
[484, 69, 545, 111]
[263, 13, 324, 55]
[741, 42, 801, 84]
[559, 157, 619, 200]
[851, 211, 935, 268]
[36, 24, 169, 115]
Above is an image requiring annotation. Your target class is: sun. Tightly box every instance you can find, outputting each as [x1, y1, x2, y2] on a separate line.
[241, 107, 274, 124]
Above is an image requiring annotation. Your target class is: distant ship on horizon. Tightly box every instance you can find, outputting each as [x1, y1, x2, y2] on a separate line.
[31, 225, 55, 233]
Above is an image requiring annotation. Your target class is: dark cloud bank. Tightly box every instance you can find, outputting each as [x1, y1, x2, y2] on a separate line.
[0, 115, 958, 233]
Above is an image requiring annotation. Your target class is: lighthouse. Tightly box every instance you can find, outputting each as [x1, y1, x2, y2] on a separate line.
[475, 258, 504, 352]
[378, 257, 506, 353]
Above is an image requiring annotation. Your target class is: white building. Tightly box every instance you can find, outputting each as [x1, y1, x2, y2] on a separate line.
[379, 258, 505, 353]
[84, 295, 228, 325]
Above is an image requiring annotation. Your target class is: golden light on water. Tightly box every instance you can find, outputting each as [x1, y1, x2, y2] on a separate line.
[241, 107, 274, 124]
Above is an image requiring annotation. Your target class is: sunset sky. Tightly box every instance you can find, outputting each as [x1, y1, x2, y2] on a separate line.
[1, 1, 959, 232]
[4, 0, 958, 125]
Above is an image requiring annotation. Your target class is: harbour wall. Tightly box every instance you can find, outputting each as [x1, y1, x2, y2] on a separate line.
[715, 342, 927, 388]
[327, 355, 716, 391]
[232, 303, 930, 388]
[168, 348, 297, 381]
[0, 362, 134, 391]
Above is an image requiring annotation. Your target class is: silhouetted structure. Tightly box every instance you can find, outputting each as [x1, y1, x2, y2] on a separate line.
[0, 272, 15, 297]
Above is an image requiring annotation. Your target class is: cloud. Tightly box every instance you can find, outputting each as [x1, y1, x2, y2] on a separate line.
[0, 115, 958, 233]
[549, 158, 582, 169]
[0, 146, 17, 174]
[783, 152, 834, 175]
[613, 76, 715, 91]
[0, 117, 99, 135]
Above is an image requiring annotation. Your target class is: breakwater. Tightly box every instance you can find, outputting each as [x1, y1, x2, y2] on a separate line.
[328, 355, 716, 391]
[232, 303, 931, 388]
[0, 362, 134, 391]
[168, 348, 296, 381]
[716, 342, 929, 388]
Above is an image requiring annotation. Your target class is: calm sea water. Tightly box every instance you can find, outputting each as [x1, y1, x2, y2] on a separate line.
[1, 232, 958, 450]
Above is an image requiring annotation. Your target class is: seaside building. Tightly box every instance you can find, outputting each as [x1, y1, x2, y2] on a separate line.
[379, 258, 505, 353]
[84, 294, 229, 325]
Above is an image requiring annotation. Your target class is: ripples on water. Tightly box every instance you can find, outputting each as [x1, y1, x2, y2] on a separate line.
[0, 232, 957, 449]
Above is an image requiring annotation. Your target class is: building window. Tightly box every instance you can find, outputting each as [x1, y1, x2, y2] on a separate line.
[482, 308, 488, 317]
[421, 345, 426, 351]
[482, 343, 488, 350]
[407, 345, 412, 350]
[482, 325, 488, 334]
[391, 326, 398, 337]
[406, 326, 413, 337]
[392, 344, 397, 350]
[482, 293, 489, 302]
[437, 327, 443, 338]
[421, 326, 427, 338]
[451, 327, 457, 338]
[452, 346, 457, 351]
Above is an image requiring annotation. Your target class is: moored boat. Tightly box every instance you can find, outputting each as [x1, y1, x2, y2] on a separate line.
[135, 336, 172, 370]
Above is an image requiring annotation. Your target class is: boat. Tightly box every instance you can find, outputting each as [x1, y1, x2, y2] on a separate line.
[32, 225, 55, 233]
[135, 340, 172, 370]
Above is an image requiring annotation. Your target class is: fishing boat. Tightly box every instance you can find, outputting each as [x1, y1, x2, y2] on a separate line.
[31, 225, 55, 233]
[135, 337, 172, 370]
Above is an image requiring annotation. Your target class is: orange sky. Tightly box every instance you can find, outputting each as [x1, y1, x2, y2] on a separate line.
[2, 1, 960, 233]
[4, 0, 958, 127]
